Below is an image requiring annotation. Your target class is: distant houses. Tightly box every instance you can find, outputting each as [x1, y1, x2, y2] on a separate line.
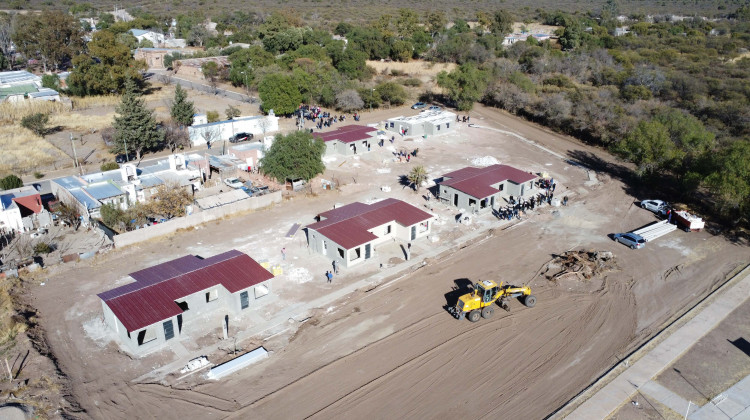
[0, 71, 60, 103]
[0, 186, 51, 233]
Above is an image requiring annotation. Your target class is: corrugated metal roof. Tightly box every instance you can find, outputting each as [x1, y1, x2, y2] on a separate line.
[69, 188, 101, 209]
[98, 250, 273, 332]
[138, 174, 164, 188]
[306, 198, 433, 249]
[0, 71, 39, 86]
[55, 176, 86, 190]
[388, 110, 457, 124]
[312, 125, 377, 143]
[84, 181, 124, 200]
[441, 164, 536, 199]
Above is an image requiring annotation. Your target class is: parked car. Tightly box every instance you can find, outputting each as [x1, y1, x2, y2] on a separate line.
[613, 232, 646, 249]
[115, 154, 135, 163]
[224, 177, 244, 189]
[640, 199, 669, 215]
[230, 132, 253, 143]
[411, 102, 426, 109]
[427, 105, 441, 111]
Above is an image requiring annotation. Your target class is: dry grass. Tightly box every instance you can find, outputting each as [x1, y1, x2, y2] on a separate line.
[0, 101, 69, 125]
[49, 112, 115, 132]
[366, 60, 457, 79]
[0, 280, 26, 356]
[0, 129, 67, 174]
[70, 95, 121, 110]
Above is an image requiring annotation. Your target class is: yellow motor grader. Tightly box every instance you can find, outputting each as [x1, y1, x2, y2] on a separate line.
[448, 279, 536, 322]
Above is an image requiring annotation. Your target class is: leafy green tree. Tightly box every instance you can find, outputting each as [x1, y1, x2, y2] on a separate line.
[149, 182, 192, 219]
[67, 30, 146, 95]
[112, 79, 163, 161]
[138, 38, 154, 48]
[396, 9, 419, 39]
[170, 84, 195, 127]
[206, 111, 220, 123]
[258, 74, 303, 115]
[391, 40, 413, 62]
[437, 63, 489, 110]
[260, 131, 325, 182]
[201, 61, 220, 90]
[20, 113, 49, 136]
[12, 10, 83, 72]
[706, 140, 750, 220]
[612, 120, 675, 175]
[425, 11, 447, 38]
[559, 17, 584, 50]
[41, 74, 59, 90]
[100, 203, 127, 230]
[375, 82, 408, 106]
[101, 162, 120, 171]
[491, 10, 514, 36]
[0, 174, 23, 190]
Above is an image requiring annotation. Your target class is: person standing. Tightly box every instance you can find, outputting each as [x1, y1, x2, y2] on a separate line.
[333, 260, 339, 274]
[326, 271, 333, 283]
[281, 247, 286, 260]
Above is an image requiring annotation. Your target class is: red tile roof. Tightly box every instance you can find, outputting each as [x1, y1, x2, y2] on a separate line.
[98, 250, 273, 332]
[12, 194, 42, 214]
[441, 164, 536, 199]
[312, 125, 377, 143]
[306, 198, 433, 249]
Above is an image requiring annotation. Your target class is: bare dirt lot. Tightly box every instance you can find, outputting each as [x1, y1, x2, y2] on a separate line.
[20, 104, 749, 419]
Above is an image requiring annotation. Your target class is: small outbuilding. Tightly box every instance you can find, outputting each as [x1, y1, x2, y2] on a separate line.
[386, 110, 457, 137]
[438, 164, 537, 213]
[312, 125, 378, 156]
[305, 198, 434, 268]
[98, 249, 273, 355]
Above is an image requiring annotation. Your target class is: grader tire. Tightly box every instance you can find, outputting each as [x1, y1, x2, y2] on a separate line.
[468, 310, 481, 322]
[524, 295, 537, 308]
[481, 306, 495, 319]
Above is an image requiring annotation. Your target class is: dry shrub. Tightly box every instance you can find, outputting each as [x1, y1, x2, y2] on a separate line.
[0, 101, 68, 125]
[0, 281, 26, 355]
[0, 130, 67, 174]
[70, 95, 121, 110]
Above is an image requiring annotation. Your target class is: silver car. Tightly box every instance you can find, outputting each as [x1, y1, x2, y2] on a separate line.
[640, 199, 668, 215]
[613, 232, 646, 249]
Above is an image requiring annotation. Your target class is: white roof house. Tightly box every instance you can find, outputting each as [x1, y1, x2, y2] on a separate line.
[129, 29, 166, 45]
[386, 110, 457, 137]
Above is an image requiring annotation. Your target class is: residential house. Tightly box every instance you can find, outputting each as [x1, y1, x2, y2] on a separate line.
[134, 48, 185, 69]
[0, 186, 49, 233]
[386, 110, 457, 138]
[98, 249, 273, 355]
[174, 56, 230, 79]
[228, 143, 265, 171]
[438, 164, 537, 213]
[312, 125, 378, 156]
[129, 29, 166, 45]
[51, 154, 204, 221]
[305, 198, 435, 268]
[0, 71, 60, 103]
[502, 33, 552, 46]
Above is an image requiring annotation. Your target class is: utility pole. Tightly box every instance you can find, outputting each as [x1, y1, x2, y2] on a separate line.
[370, 88, 374, 112]
[70, 133, 79, 171]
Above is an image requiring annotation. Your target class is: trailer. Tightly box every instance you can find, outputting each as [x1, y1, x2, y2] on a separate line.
[632, 219, 678, 242]
[673, 210, 704, 232]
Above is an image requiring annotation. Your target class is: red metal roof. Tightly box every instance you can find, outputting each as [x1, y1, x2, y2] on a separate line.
[98, 250, 273, 332]
[306, 198, 433, 249]
[312, 125, 377, 143]
[12, 194, 42, 215]
[440, 164, 536, 199]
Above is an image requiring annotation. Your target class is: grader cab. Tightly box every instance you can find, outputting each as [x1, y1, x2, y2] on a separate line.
[449, 279, 536, 322]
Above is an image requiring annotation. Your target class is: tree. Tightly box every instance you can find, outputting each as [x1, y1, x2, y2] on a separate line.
[11, 10, 83, 72]
[99, 203, 127, 231]
[335, 89, 364, 112]
[112, 79, 163, 161]
[201, 61, 220, 91]
[58, 203, 81, 230]
[706, 140, 750, 219]
[491, 10, 514, 37]
[437, 63, 490, 110]
[20, 113, 49, 137]
[258, 73, 303, 115]
[407, 165, 428, 191]
[375, 82, 408, 106]
[67, 30, 146, 95]
[612, 120, 675, 175]
[188, 25, 209, 47]
[225, 105, 241, 120]
[149, 183, 193, 219]
[260, 131, 325, 182]
[0, 174, 23, 190]
[41, 74, 59, 90]
[162, 121, 191, 152]
[425, 11, 447, 38]
[170, 84, 195, 127]
[206, 111, 220, 123]
[199, 125, 221, 148]
[396, 9, 419, 39]
[0, 13, 12, 69]
[100, 162, 120, 171]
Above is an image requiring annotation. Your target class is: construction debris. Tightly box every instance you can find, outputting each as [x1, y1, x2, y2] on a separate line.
[540, 250, 617, 282]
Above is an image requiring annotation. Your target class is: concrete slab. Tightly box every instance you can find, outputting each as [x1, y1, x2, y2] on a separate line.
[734, 406, 750, 420]
[640, 380, 695, 416]
[691, 403, 730, 420]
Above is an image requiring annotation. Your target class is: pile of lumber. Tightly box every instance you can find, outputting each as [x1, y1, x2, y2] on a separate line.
[541, 250, 617, 282]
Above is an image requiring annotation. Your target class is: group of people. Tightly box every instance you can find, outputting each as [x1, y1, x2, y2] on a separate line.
[456, 115, 471, 123]
[491, 181, 568, 221]
[394, 148, 418, 163]
[297, 104, 348, 130]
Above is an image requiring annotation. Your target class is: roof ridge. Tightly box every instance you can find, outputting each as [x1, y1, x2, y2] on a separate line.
[321, 199, 396, 224]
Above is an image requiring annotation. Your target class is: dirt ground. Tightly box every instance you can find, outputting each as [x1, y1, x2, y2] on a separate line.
[21, 104, 749, 419]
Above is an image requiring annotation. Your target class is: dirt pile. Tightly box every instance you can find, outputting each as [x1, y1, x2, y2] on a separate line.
[541, 250, 617, 282]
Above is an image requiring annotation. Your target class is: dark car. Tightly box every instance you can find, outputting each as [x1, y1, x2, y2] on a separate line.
[115, 154, 135, 163]
[411, 102, 426, 109]
[230, 132, 253, 143]
[613, 232, 646, 249]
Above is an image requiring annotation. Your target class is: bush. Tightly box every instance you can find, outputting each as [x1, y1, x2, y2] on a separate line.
[0, 174, 23, 190]
[401, 78, 422, 87]
[390, 69, 406, 76]
[33, 171, 44, 179]
[101, 162, 120, 171]
[206, 111, 220, 123]
[33, 242, 52, 254]
[375, 82, 408, 106]
[20, 113, 49, 136]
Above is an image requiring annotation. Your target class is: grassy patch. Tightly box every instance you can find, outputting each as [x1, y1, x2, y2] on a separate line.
[0, 130, 67, 174]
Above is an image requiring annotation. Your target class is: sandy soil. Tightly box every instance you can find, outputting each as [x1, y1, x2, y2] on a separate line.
[24, 105, 749, 419]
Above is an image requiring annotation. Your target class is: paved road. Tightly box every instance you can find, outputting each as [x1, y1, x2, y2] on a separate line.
[147, 71, 257, 104]
[560, 265, 750, 419]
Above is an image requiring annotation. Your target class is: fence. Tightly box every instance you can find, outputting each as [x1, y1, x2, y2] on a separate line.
[113, 190, 282, 248]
